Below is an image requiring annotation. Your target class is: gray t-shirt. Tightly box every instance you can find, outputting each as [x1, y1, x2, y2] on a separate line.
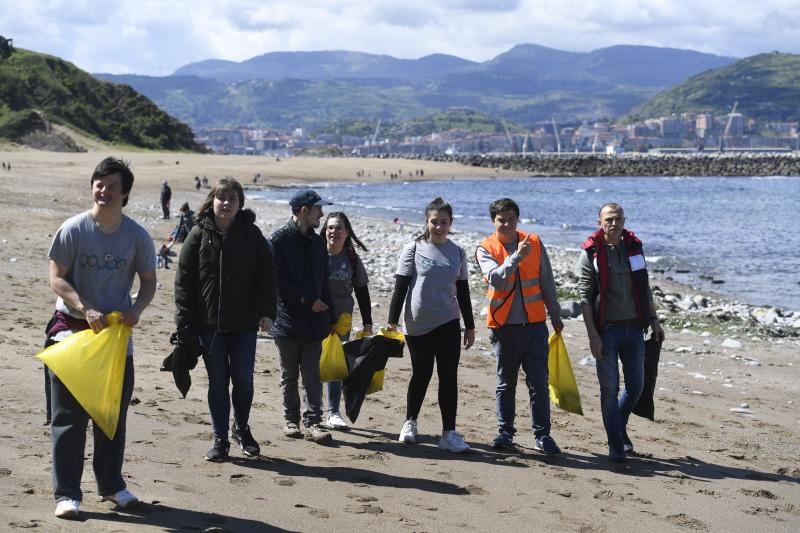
[48, 211, 156, 354]
[327, 248, 369, 319]
[396, 239, 468, 336]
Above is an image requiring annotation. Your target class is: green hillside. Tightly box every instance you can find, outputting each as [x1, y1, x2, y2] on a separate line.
[0, 39, 205, 151]
[315, 109, 526, 139]
[629, 52, 800, 122]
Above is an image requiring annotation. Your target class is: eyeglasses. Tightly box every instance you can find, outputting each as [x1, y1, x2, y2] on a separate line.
[326, 225, 344, 231]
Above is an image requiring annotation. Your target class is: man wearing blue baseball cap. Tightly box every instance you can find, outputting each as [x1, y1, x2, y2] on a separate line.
[269, 189, 336, 442]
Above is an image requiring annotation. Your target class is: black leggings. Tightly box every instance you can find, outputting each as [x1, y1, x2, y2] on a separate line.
[405, 319, 461, 431]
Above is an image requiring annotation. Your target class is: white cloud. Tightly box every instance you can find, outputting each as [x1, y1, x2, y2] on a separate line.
[0, 0, 797, 75]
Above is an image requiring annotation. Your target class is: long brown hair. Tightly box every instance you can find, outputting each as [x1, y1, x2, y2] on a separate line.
[195, 178, 245, 221]
[417, 197, 453, 242]
[319, 211, 368, 252]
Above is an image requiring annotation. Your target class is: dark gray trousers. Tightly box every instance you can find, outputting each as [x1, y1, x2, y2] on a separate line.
[49, 358, 134, 502]
[274, 336, 323, 427]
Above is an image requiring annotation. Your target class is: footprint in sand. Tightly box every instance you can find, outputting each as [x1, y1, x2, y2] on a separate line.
[739, 488, 777, 499]
[274, 477, 296, 487]
[346, 494, 377, 502]
[308, 508, 330, 519]
[8, 519, 44, 529]
[345, 504, 383, 514]
[230, 473, 252, 486]
[594, 490, 622, 502]
[182, 414, 208, 425]
[462, 484, 487, 496]
[665, 513, 707, 530]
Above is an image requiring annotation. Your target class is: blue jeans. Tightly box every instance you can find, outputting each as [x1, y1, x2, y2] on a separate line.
[201, 331, 257, 440]
[491, 321, 550, 438]
[595, 324, 645, 452]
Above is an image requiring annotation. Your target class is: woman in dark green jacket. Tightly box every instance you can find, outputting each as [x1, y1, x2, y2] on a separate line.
[175, 178, 277, 462]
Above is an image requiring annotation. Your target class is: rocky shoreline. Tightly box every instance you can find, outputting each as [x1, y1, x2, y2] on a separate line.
[248, 203, 799, 340]
[362, 152, 800, 177]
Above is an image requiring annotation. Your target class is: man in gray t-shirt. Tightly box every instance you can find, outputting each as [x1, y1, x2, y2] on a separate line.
[46, 157, 156, 520]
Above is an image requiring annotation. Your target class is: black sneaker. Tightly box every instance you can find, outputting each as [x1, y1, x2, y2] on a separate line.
[205, 437, 230, 462]
[533, 435, 562, 455]
[608, 446, 626, 463]
[231, 424, 260, 456]
[492, 432, 514, 450]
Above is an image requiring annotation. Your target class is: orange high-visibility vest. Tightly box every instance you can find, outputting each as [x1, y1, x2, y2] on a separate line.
[480, 231, 546, 328]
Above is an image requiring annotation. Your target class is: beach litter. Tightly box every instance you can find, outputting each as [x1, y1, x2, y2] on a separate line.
[721, 338, 743, 349]
[578, 355, 596, 367]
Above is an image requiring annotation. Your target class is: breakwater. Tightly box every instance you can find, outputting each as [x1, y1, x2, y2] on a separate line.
[365, 152, 800, 176]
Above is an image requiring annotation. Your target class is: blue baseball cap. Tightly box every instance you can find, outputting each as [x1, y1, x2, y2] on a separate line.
[289, 189, 332, 209]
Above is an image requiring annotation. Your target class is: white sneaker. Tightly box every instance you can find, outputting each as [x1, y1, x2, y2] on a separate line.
[54, 499, 80, 519]
[101, 488, 139, 509]
[325, 413, 349, 430]
[438, 430, 470, 453]
[398, 419, 417, 444]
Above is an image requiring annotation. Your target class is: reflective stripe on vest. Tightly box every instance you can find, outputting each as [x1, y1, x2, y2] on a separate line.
[480, 231, 547, 328]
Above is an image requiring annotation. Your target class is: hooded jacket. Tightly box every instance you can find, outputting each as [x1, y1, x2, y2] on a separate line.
[269, 218, 335, 341]
[175, 208, 277, 333]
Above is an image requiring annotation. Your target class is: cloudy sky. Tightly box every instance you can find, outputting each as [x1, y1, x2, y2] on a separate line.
[3, 0, 799, 75]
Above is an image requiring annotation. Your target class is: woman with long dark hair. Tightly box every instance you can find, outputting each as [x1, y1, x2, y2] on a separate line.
[318, 212, 373, 429]
[387, 197, 475, 452]
[175, 178, 277, 461]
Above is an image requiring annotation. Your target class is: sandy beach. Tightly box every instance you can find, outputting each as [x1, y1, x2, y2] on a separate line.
[0, 148, 798, 532]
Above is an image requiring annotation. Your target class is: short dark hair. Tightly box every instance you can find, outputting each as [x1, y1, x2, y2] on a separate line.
[91, 157, 134, 207]
[489, 198, 519, 220]
[598, 202, 624, 218]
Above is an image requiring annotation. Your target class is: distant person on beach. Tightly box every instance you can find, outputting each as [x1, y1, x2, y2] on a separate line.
[319, 211, 373, 430]
[476, 198, 564, 453]
[388, 197, 475, 453]
[194, 176, 201, 190]
[45, 157, 156, 519]
[157, 244, 171, 269]
[393, 217, 404, 232]
[174, 178, 277, 462]
[269, 189, 336, 443]
[160, 180, 172, 219]
[576, 202, 664, 463]
[169, 202, 194, 244]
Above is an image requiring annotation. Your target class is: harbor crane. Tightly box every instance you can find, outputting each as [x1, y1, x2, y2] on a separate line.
[719, 101, 738, 152]
[370, 118, 381, 147]
[551, 118, 561, 155]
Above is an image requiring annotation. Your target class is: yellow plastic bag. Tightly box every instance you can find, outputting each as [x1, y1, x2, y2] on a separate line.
[366, 370, 384, 395]
[37, 311, 131, 439]
[547, 332, 583, 415]
[334, 313, 352, 337]
[320, 333, 348, 382]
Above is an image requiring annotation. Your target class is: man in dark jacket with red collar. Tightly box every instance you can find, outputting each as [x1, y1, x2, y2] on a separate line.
[576, 203, 664, 463]
[269, 189, 336, 443]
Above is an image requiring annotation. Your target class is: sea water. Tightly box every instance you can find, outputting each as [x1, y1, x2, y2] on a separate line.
[250, 176, 800, 311]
